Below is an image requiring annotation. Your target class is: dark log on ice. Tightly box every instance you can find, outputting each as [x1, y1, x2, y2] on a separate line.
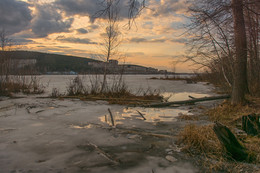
[242, 114, 260, 136]
[213, 122, 248, 161]
[145, 95, 230, 108]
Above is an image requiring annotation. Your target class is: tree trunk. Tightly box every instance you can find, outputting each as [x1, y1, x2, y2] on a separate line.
[213, 122, 248, 161]
[231, 0, 248, 105]
[242, 114, 260, 136]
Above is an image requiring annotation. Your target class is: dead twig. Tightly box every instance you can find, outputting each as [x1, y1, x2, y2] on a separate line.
[120, 129, 174, 139]
[188, 95, 196, 99]
[88, 142, 119, 165]
[137, 110, 146, 120]
[108, 108, 115, 126]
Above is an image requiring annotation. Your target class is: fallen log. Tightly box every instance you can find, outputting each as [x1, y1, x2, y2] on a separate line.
[242, 114, 260, 136]
[213, 122, 248, 161]
[145, 95, 230, 108]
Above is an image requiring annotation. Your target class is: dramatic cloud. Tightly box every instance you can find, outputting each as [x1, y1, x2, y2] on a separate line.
[56, 36, 97, 44]
[129, 37, 148, 43]
[126, 52, 145, 57]
[12, 38, 34, 45]
[170, 38, 187, 44]
[55, 0, 141, 22]
[151, 0, 188, 17]
[129, 37, 166, 43]
[87, 24, 99, 32]
[0, 0, 32, 35]
[76, 28, 88, 34]
[128, 36, 187, 44]
[31, 4, 74, 37]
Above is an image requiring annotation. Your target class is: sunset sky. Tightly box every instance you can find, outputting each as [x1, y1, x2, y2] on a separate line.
[1, 0, 194, 72]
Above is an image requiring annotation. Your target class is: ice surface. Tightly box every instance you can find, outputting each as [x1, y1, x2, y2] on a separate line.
[0, 75, 215, 172]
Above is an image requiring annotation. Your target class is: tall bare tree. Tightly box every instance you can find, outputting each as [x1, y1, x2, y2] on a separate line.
[231, 0, 248, 104]
[94, 0, 146, 92]
[96, 0, 122, 92]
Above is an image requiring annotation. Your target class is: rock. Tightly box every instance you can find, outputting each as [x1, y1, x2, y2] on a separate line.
[170, 144, 181, 153]
[165, 149, 173, 152]
[165, 155, 177, 162]
[127, 134, 141, 139]
[165, 149, 173, 154]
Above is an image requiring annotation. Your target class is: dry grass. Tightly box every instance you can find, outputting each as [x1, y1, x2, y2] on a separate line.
[178, 124, 228, 172]
[178, 98, 260, 172]
[206, 101, 258, 126]
[244, 136, 260, 163]
[177, 114, 199, 121]
[178, 124, 223, 156]
[61, 76, 163, 105]
[0, 76, 45, 96]
[178, 124, 260, 172]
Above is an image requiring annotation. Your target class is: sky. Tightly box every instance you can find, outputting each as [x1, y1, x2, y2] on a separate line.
[0, 0, 194, 72]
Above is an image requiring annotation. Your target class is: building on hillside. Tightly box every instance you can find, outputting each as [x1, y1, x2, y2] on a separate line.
[108, 59, 118, 65]
[88, 59, 162, 74]
[120, 64, 159, 74]
[88, 59, 119, 72]
[9, 59, 37, 69]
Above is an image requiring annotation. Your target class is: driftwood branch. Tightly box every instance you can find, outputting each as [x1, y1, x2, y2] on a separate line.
[88, 142, 119, 165]
[137, 110, 146, 120]
[120, 129, 174, 139]
[145, 95, 230, 108]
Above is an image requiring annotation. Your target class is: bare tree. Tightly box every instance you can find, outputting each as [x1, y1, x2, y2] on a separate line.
[185, 0, 235, 89]
[244, 0, 260, 95]
[96, 0, 122, 92]
[0, 29, 12, 51]
[94, 0, 146, 92]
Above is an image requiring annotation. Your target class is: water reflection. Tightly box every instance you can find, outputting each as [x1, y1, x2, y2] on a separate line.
[99, 91, 209, 125]
[70, 124, 94, 129]
[162, 92, 210, 102]
[99, 107, 192, 125]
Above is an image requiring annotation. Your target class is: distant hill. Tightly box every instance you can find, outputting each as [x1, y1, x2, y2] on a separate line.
[1, 51, 101, 73]
[0, 51, 169, 75]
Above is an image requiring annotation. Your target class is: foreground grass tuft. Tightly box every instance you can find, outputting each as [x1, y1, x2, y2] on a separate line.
[0, 76, 45, 96]
[178, 124, 223, 156]
[53, 76, 163, 105]
[178, 99, 260, 172]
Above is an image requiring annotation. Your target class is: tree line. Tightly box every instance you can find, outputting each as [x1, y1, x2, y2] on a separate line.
[186, 0, 259, 104]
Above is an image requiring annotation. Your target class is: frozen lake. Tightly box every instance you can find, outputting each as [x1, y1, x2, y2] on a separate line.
[0, 74, 217, 172]
[39, 74, 213, 102]
[36, 74, 215, 123]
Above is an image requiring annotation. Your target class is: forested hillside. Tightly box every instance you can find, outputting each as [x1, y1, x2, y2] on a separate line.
[1, 51, 100, 73]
